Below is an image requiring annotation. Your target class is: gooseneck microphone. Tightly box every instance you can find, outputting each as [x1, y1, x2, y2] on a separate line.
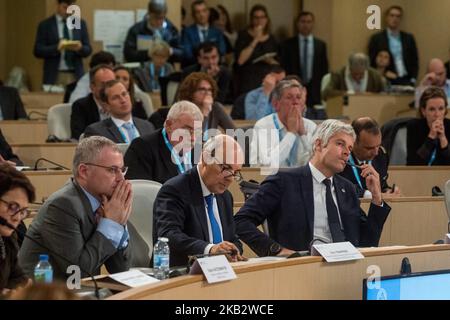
[0, 216, 100, 299]
[33, 158, 70, 171]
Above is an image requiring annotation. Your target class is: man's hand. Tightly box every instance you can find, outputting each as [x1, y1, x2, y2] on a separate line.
[100, 180, 133, 225]
[285, 106, 300, 134]
[262, 74, 277, 96]
[210, 241, 246, 262]
[420, 72, 436, 86]
[277, 248, 296, 257]
[66, 41, 82, 52]
[360, 164, 382, 205]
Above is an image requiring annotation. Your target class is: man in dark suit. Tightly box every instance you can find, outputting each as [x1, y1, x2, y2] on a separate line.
[0, 86, 27, 120]
[34, 0, 92, 86]
[235, 120, 391, 257]
[181, 0, 226, 67]
[368, 5, 418, 85]
[279, 12, 329, 118]
[70, 65, 116, 140]
[0, 129, 23, 166]
[154, 134, 244, 267]
[84, 80, 154, 143]
[339, 117, 401, 198]
[124, 100, 203, 184]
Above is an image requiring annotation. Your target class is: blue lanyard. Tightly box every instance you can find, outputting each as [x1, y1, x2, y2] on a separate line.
[272, 113, 283, 141]
[428, 148, 437, 166]
[149, 63, 165, 90]
[348, 154, 372, 190]
[162, 128, 190, 174]
[203, 120, 209, 142]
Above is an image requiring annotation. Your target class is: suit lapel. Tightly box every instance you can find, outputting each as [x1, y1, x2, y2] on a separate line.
[299, 166, 315, 234]
[105, 119, 125, 143]
[71, 179, 96, 227]
[189, 167, 209, 240]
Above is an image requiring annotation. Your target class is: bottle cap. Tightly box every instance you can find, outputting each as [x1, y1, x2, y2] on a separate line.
[158, 237, 169, 242]
[39, 254, 49, 261]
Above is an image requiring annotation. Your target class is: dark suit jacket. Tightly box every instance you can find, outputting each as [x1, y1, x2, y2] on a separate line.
[338, 149, 390, 197]
[153, 166, 242, 267]
[34, 15, 92, 85]
[280, 36, 329, 107]
[0, 86, 27, 120]
[70, 94, 100, 140]
[0, 128, 23, 165]
[83, 117, 155, 143]
[234, 165, 391, 257]
[368, 30, 419, 82]
[0, 234, 28, 290]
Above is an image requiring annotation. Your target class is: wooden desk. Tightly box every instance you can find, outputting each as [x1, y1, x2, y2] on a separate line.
[0, 121, 48, 144]
[24, 170, 72, 202]
[11, 143, 76, 168]
[20, 92, 63, 117]
[108, 245, 450, 300]
[326, 93, 413, 125]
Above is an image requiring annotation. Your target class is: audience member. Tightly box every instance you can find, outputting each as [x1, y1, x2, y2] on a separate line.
[415, 58, 450, 108]
[0, 86, 27, 120]
[374, 50, 399, 86]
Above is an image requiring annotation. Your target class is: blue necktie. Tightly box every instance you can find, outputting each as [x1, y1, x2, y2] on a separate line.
[204, 194, 222, 244]
[62, 19, 75, 69]
[122, 122, 137, 143]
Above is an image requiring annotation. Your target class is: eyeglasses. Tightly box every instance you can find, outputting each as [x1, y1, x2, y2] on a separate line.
[195, 87, 213, 94]
[218, 164, 243, 182]
[0, 198, 30, 220]
[83, 163, 128, 176]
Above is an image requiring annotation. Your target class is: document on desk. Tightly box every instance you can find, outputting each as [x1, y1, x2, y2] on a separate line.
[109, 269, 159, 288]
[312, 242, 364, 263]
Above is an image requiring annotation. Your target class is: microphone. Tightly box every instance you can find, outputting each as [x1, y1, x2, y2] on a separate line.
[33, 158, 70, 171]
[0, 216, 100, 299]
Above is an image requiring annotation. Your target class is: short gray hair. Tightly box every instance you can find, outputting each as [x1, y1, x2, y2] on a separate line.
[202, 134, 244, 165]
[148, 0, 167, 15]
[270, 79, 302, 103]
[166, 100, 204, 123]
[348, 53, 369, 71]
[73, 136, 120, 177]
[311, 120, 356, 152]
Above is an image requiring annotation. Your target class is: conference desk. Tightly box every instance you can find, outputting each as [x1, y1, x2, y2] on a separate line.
[105, 245, 450, 300]
[326, 93, 414, 125]
[20, 92, 63, 118]
[24, 170, 72, 202]
[11, 143, 76, 168]
[0, 120, 48, 144]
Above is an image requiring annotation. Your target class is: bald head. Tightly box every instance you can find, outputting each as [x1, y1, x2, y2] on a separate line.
[427, 58, 447, 87]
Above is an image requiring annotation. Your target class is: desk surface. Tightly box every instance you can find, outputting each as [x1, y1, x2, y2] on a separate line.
[12, 143, 77, 168]
[0, 120, 48, 144]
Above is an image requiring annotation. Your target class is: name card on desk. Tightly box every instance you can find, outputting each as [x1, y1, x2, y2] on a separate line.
[196, 255, 237, 284]
[109, 270, 159, 288]
[444, 234, 450, 244]
[311, 242, 364, 263]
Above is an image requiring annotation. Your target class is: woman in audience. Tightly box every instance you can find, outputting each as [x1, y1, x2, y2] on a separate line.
[375, 50, 399, 86]
[177, 72, 235, 139]
[113, 66, 149, 119]
[210, 5, 237, 65]
[407, 86, 450, 165]
[234, 4, 278, 96]
[0, 163, 35, 296]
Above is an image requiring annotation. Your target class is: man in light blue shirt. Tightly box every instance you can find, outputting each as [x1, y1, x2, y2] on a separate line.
[415, 59, 450, 108]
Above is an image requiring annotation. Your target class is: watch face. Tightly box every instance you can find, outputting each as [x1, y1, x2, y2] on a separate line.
[270, 243, 281, 256]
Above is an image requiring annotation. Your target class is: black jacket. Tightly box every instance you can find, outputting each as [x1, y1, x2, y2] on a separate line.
[0, 86, 27, 120]
[0, 235, 28, 290]
[0, 128, 23, 165]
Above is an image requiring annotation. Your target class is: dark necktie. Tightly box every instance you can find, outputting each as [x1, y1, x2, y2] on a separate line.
[301, 38, 309, 84]
[201, 29, 208, 42]
[204, 194, 222, 244]
[322, 179, 346, 242]
[62, 19, 75, 69]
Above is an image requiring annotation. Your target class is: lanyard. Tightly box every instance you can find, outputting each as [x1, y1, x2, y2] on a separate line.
[428, 148, 437, 166]
[149, 63, 165, 90]
[348, 154, 372, 190]
[272, 113, 283, 141]
[162, 128, 190, 174]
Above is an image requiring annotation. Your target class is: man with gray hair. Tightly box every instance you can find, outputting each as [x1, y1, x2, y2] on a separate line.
[154, 134, 245, 267]
[322, 53, 385, 101]
[19, 136, 135, 278]
[250, 79, 317, 169]
[236, 119, 390, 257]
[125, 100, 203, 184]
[124, 0, 181, 63]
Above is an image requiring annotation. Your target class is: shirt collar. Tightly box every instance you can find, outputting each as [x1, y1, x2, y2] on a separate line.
[387, 28, 400, 37]
[299, 34, 313, 41]
[196, 164, 213, 197]
[79, 185, 101, 214]
[110, 116, 134, 129]
[56, 14, 64, 23]
[197, 24, 209, 31]
[273, 113, 286, 130]
[309, 162, 333, 185]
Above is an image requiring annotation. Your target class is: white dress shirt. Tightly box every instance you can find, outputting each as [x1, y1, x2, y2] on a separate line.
[110, 117, 139, 143]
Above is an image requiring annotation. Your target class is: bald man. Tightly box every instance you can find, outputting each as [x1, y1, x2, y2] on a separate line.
[415, 58, 450, 108]
[153, 134, 245, 267]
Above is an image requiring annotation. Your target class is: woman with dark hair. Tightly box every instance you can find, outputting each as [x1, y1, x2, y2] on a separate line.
[177, 72, 235, 139]
[210, 5, 237, 53]
[114, 66, 150, 119]
[0, 163, 35, 295]
[407, 86, 450, 165]
[374, 50, 399, 86]
[234, 4, 278, 96]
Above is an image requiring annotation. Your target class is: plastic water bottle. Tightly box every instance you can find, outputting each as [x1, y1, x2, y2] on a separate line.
[34, 254, 53, 283]
[153, 237, 170, 280]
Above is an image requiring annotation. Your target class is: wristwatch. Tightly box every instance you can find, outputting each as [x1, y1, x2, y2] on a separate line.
[268, 242, 282, 256]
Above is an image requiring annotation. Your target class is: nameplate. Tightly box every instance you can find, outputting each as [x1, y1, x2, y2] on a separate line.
[109, 270, 159, 288]
[445, 234, 450, 244]
[197, 255, 237, 284]
[311, 242, 364, 263]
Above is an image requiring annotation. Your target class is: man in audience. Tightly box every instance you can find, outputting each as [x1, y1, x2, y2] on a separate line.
[322, 53, 385, 101]
[339, 117, 401, 198]
[124, 0, 181, 63]
[34, 0, 92, 86]
[19, 137, 135, 278]
[181, 0, 226, 67]
[415, 58, 450, 108]
[124, 100, 203, 184]
[368, 5, 418, 85]
[250, 79, 316, 169]
[244, 66, 286, 120]
[182, 42, 231, 104]
[70, 65, 115, 140]
[69, 51, 116, 104]
[0, 85, 27, 120]
[0, 129, 23, 166]
[235, 120, 391, 257]
[153, 134, 245, 267]
[83, 80, 155, 143]
[280, 11, 329, 118]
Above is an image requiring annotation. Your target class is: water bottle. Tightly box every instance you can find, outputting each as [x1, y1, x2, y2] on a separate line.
[34, 254, 53, 283]
[153, 237, 170, 280]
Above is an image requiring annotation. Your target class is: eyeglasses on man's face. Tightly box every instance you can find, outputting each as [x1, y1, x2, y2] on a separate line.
[0, 198, 30, 220]
[218, 164, 243, 182]
[83, 163, 128, 176]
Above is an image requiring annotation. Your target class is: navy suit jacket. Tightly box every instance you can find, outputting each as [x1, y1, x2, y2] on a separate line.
[153, 166, 242, 267]
[234, 165, 390, 257]
[0, 86, 27, 120]
[181, 25, 226, 67]
[34, 15, 92, 84]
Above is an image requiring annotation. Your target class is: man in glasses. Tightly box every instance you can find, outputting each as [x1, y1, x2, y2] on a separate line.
[154, 134, 245, 267]
[19, 136, 147, 278]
